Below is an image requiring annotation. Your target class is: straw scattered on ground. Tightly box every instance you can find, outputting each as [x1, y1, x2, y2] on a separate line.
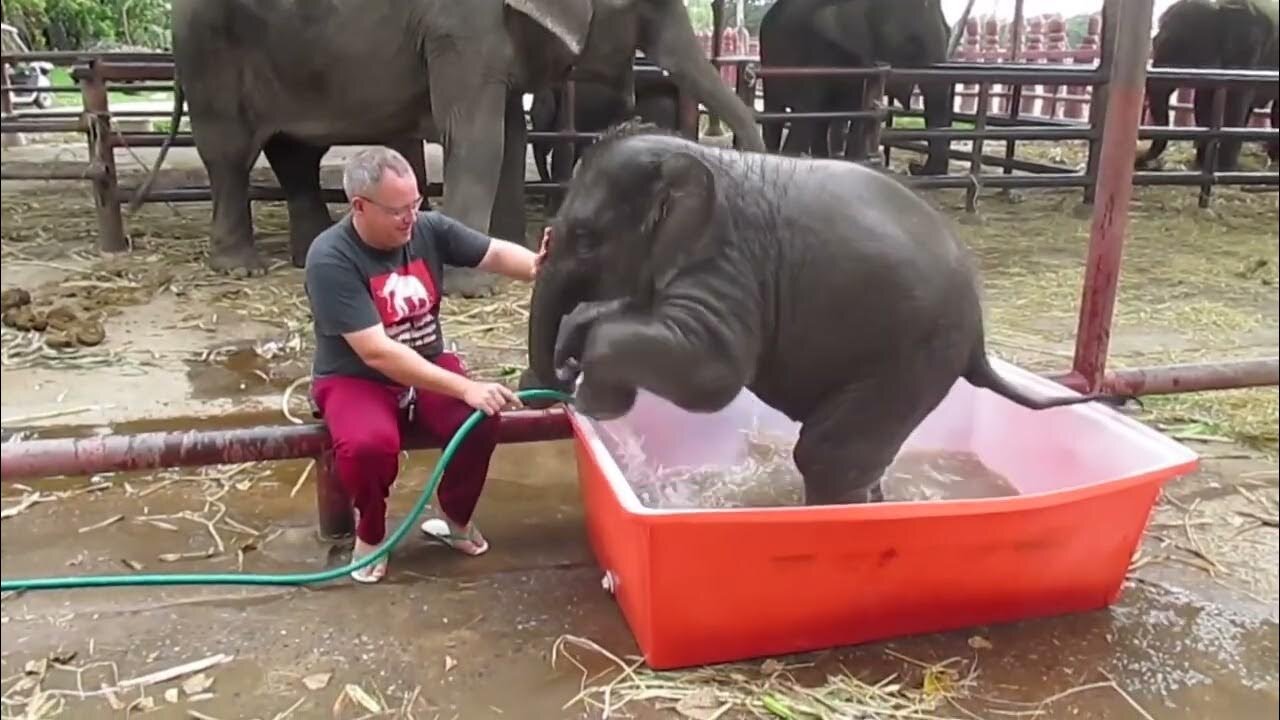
[550, 634, 1158, 720]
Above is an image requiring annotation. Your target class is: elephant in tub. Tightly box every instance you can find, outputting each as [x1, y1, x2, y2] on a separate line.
[520, 122, 1129, 505]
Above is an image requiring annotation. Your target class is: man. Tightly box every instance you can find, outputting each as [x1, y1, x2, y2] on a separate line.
[304, 146, 546, 584]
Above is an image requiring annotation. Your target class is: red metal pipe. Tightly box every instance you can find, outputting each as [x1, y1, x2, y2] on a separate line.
[1070, 0, 1154, 393]
[0, 409, 571, 483]
[1047, 358, 1278, 395]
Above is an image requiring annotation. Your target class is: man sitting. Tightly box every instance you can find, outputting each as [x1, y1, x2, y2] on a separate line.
[304, 146, 545, 583]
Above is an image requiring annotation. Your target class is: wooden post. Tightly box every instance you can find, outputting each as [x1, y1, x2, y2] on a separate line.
[76, 61, 128, 253]
[314, 451, 354, 541]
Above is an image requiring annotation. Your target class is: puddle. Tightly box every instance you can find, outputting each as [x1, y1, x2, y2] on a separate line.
[184, 341, 310, 400]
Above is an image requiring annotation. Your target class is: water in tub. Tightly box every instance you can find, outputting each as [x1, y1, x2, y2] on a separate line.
[598, 421, 1018, 510]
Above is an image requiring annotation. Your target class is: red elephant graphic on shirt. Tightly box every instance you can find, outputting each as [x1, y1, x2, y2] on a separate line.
[378, 270, 432, 322]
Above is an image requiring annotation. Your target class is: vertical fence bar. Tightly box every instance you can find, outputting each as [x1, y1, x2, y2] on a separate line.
[1081, 0, 1120, 205]
[858, 64, 888, 167]
[314, 450, 354, 541]
[966, 81, 991, 212]
[1069, 0, 1154, 392]
[707, 0, 726, 138]
[76, 61, 128, 253]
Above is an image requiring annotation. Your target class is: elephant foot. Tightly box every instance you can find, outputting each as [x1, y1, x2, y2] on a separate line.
[208, 243, 270, 278]
[442, 266, 498, 298]
[907, 160, 948, 176]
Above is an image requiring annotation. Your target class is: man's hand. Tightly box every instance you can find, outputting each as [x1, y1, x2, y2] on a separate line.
[533, 226, 551, 279]
[462, 380, 523, 416]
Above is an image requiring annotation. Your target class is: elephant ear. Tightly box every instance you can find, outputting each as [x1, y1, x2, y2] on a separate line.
[647, 152, 717, 290]
[505, 0, 594, 56]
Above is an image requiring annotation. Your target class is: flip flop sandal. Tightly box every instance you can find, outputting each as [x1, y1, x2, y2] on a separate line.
[349, 550, 388, 584]
[420, 517, 489, 556]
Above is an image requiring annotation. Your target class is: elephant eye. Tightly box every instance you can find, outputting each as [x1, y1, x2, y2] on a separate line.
[574, 228, 599, 255]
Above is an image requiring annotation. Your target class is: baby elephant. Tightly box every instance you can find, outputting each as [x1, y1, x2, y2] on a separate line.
[522, 121, 1128, 505]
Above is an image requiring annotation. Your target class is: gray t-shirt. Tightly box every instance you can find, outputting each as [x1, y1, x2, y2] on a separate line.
[304, 210, 492, 384]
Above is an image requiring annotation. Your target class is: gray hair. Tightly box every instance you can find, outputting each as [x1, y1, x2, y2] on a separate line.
[342, 146, 415, 200]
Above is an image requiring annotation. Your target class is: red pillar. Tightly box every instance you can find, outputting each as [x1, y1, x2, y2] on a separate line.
[1070, 0, 1155, 393]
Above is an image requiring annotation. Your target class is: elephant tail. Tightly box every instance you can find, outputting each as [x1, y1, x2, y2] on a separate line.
[126, 68, 185, 215]
[961, 344, 1136, 411]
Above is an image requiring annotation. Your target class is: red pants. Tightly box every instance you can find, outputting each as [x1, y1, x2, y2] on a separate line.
[311, 353, 500, 545]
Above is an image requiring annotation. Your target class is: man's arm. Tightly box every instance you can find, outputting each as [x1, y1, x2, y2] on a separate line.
[341, 325, 518, 415]
[475, 237, 540, 282]
[425, 212, 544, 282]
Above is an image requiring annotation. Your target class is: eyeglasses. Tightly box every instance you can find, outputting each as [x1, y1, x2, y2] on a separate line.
[357, 195, 424, 219]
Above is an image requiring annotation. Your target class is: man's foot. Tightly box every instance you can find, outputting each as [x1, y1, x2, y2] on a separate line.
[421, 516, 489, 556]
[349, 537, 389, 584]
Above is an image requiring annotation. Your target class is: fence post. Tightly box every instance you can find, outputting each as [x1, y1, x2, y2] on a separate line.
[705, 0, 726, 137]
[966, 82, 991, 212]
[1081, 0, 1120, 205]
[1, 60, 24, 148]
[75, 60, 128, 253]
[1069, 0, 1153, 393]
[313, 450, 354, 541]
[856, 64, 888, 167]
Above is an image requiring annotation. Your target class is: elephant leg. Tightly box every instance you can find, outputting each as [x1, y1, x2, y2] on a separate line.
[792, 376, 939, 506]
[1192, 89, 1214, 171]
[262, 134, 332, 267]
[533, 141, 552, 183]
[1216, 88, 1253, 172]
[781, 112, 815, 157]
[912, 82, 954, 176]
[810, 118, 832, 158]
[386, 137, 430, 199]
[1136, 83, 1174, 170]
[191, 118, 265, 275]
[761, 86, 786, 152]
[569, 312, 746, 420]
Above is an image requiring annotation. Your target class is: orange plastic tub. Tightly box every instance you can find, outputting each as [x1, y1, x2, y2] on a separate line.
[566, 358, 1199, 670]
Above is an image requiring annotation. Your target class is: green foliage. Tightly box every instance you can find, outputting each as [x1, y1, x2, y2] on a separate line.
[3, 0, 171, 51]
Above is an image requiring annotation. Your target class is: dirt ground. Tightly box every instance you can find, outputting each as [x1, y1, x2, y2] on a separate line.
[1, 136, 1277, 720]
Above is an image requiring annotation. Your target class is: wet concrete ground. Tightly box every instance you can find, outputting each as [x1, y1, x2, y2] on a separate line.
[2, 431, 1276, 719]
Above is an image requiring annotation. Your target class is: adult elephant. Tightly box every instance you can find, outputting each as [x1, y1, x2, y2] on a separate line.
[131, 0, 765, 297]
[519, 123, 1125, 505]
[758, 0, 955, 175]
[1136, 0, 1279, 172]
[530, 56, 682, 183]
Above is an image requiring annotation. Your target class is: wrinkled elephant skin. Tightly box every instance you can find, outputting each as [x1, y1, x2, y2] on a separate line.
[133, 0, 764, 298]
[523, 123, 1128, 506]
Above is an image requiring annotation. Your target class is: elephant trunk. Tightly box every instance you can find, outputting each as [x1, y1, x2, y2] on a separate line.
[645, 0, 766, 152]
[524, 262, 588, 393]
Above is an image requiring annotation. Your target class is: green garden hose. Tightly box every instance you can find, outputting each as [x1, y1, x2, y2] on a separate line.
[0, 388, 574, 593]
